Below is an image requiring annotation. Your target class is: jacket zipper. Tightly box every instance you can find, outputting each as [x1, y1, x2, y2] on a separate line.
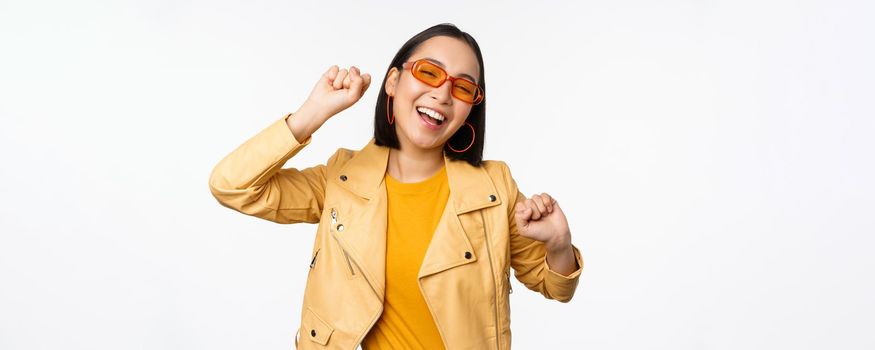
[480, 211, 502, 350]
[330, 208, 383, 347]
[338, 240, 356, 276]
[331, 206, 378, 290]
[310, 250, 319, 269]
[332, 232, 383, 348]
[330, 208, 356, 276]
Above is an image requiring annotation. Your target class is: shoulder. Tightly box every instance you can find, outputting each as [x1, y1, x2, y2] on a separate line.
[480, 159, 519, 193]
[481, 159, 512, 178]
[324, 138, 389, 168]
[318, 148, 357, 182]
[479, 159, 525, 213]
[326, 147, 357, 167]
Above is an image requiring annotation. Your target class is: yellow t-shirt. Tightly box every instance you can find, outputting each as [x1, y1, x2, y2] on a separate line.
[361, 165, 449, 350]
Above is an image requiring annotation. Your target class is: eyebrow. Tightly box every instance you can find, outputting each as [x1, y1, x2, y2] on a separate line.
[423, 57, 478, 84]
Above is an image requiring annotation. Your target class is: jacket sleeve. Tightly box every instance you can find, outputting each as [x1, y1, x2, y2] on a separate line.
[208, 113, 335, 224]
[502, 162, 584, 303]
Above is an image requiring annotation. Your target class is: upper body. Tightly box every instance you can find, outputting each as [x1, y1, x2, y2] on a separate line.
[208, 114, 583, 349]
[208, 24, 583, 349]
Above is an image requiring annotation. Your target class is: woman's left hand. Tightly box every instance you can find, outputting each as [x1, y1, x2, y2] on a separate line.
[514, 193, 571, 251]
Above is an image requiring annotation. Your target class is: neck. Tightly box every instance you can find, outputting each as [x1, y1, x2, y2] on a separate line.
[387, 141, 445, 183]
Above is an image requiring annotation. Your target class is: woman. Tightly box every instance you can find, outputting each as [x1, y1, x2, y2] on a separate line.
[209, 23, 583, 350]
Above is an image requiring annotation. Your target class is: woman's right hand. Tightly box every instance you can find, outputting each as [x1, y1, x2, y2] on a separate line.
[288, 65, 371, 142]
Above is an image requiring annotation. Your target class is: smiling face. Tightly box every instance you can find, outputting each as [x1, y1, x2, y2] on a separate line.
[384, 36, 482, 152]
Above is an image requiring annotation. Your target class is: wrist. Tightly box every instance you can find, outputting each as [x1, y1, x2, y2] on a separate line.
[299, 99, 333, 123]
[288, 102, 326, 142]
[545, 231, 572, 253]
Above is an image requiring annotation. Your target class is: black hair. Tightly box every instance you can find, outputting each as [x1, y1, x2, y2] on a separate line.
[373, 23, 486, 167]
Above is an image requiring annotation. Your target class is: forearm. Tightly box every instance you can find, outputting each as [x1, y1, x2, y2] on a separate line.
[545, 232, 578, 276]
[286, 101, 327, 143]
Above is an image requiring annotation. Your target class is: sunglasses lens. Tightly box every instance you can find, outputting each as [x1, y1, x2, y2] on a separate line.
[452, 80, 480, 104]
[412, 62, 446, 87]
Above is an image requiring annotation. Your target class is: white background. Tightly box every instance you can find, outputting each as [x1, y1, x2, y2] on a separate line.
[1, 0, 873, 349]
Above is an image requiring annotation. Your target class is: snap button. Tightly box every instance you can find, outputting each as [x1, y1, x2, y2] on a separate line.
[310, 329, 316, 337]
[488, 194, 496, 202]
[464, 251, 472, 259]
[336, 224, 345, 232]
[340, 175, 348, 181]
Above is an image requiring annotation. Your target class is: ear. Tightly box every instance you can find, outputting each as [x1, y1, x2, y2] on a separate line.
[384, 67, 400, 96]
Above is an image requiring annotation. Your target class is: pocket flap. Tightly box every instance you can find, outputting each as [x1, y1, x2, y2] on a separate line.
[302, 307, 334, 345]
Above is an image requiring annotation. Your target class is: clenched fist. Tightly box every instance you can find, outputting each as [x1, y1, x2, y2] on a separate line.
[288, 65, 372, 142]
[514, 193, 571, 252]
[306, 65, 372, 120]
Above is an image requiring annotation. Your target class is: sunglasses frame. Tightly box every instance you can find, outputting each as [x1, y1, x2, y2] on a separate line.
[401, 59, 484, 105]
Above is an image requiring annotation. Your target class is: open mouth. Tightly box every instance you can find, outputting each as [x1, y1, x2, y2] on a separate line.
[416, 106, 446, 126]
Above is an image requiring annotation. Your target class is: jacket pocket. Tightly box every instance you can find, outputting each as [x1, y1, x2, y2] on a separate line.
[301, 307, 335, 346]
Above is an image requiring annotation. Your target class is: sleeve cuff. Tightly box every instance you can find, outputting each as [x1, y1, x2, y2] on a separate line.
[545, 244, 583, 281]
[282, 112, 313, 146]
[238, 113, 313, 187]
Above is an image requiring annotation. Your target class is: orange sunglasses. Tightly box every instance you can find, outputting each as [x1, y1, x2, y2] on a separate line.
[402, 59, 484, 105]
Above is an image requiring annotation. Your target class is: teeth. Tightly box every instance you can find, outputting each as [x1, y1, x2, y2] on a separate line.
[416, 106, 445, 122]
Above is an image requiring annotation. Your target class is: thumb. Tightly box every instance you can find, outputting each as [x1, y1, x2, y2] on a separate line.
[549, 199, 563, 214]
[515, 205, 532, 229]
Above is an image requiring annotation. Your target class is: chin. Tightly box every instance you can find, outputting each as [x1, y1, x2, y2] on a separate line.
[404, 131, 445, 151]
[410, 136, 443, 150]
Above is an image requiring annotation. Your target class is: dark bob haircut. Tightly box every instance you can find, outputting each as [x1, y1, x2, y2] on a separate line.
[373, 23, 486, 167]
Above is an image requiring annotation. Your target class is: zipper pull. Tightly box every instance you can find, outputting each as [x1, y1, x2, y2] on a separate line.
[330, 208, 337, 225]
[309, 250, 319, 269]
[506, 270, 513, 294]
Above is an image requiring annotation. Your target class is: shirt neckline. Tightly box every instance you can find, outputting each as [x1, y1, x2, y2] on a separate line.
[385, 165, 447, 193]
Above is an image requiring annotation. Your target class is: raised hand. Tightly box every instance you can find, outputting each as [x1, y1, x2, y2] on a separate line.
[288, 65, 371, 142]
[514, 193, 572, 252]
[306, 65, 372, 120]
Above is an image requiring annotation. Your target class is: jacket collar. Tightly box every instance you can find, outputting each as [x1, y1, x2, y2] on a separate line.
[331, 139, 504, 299]
[336, 138, 503, 213]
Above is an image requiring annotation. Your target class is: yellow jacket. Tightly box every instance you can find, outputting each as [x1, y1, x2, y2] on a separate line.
[208, 114, 584, 349]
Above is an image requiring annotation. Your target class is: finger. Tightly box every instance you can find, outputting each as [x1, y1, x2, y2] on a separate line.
[342, 66, 354, 89]
[348, 67, 364, 97]
[361, 73, 372, 92]
[333, 68, 348, 89]
[324, 65, 339, 82]
[531, 194, 548, 216]
[540, 192, 554, 213]
[525, 199, 542, 220]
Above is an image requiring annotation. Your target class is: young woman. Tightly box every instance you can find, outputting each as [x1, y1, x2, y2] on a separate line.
[209, 23, 583, 350]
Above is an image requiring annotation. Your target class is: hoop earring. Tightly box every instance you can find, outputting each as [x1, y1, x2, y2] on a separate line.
[386, 95, 395, 125]
[447, 122, 476, 153]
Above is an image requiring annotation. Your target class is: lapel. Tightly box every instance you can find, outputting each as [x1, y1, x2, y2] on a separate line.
[332, 139, 504, 299]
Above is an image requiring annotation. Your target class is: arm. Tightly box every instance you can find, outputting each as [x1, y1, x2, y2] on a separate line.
[208, 65, 372, 224]
[503, 163, 584, 303]
[208, 113, 334, 224]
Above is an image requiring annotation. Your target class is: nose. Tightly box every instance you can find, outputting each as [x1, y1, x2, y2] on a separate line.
[429, 80, 453, 105]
